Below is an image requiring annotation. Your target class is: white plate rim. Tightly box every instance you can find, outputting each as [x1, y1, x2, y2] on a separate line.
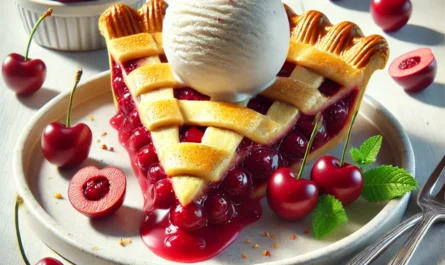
[14, 70, 415, 265]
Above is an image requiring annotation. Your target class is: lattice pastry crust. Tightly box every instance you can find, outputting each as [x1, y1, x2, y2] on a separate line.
[99, 0, 389, 206]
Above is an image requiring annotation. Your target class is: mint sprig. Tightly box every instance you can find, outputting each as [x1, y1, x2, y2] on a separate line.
[362, 165, 418, 202]
[312, 195, 348, 240]
[350, 135, 382, 170]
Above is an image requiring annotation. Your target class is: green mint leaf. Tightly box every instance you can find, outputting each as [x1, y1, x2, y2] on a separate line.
[359, 135, 383, 166]
[350, 147, 364, 164]
[312, 195, 348, 240]
[362, 165, 418, 202]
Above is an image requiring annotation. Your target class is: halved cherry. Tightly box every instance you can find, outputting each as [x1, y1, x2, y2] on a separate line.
[181, 127, 204, 143]
[388, 48, 437, 92]
[68, 166, 126, 218]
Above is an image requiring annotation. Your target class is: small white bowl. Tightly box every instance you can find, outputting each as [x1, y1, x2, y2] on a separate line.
[15, 0, 145, 51]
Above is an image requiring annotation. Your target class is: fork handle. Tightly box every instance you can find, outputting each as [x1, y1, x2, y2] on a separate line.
[388, 211, 439, 265]
[347, 213, 422, 265]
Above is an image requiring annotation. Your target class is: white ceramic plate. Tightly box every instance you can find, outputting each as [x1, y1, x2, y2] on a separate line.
[14, 71, 414, 265]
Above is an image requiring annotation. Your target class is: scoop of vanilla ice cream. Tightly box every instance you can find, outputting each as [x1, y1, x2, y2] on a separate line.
[163, 0, 290, 102]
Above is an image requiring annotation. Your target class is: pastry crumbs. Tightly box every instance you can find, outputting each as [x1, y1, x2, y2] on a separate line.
[290, 234, 297, 240]
[88, 115, 95, 121]
[119, 238, 132, 246]
[109, 147, 115, 152]
[241, 253, 247, 259]
[97, 139, 101, 143]
[252, 243, 259, 249]
[273, 243, 279, 249]
[101, 132, 107, 137]
[53, 192, 63, 199]
[244, 239, 251, 244]
[261, 232, 270, 237]
[92, 247, 99, 251]
[270, 234, 277, 239]
[100, 144, 108, 150]
[262, 250, 271, 257]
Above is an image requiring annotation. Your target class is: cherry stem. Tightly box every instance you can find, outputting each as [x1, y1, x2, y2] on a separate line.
[66, 69, 83, 128]
[340, 110, 359, 167]
[24, 8, 53, 61]
[15, 195, 31, 265]
[297, 113, 322, 179]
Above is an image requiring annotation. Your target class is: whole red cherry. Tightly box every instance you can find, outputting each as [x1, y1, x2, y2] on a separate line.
[371, 0, 412, 32]
[388, 48, 437, 92]
[2, 9, 52, 95]
[267, 168, 319, 220]
[35, 257, 64, 265]
[311, 156, 363, 206]
[267, 114, 323, 220]
[41, 69, 92, 168]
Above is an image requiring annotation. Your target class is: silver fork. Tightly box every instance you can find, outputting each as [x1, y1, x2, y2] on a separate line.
[389, 155, 445, 265]
[348, 155, 445, 265]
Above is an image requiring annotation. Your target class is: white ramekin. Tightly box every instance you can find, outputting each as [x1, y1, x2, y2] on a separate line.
[15, 0, 146, 51]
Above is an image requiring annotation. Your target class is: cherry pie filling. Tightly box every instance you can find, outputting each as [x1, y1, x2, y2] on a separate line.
[110, 59, 357, 262]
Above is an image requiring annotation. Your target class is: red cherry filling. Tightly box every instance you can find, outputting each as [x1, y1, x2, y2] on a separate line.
[318, 78, 342, 96]
[174, 87, 210, 101]
[277, 61, 296, 77]
[153, 179, 175, 209]
[129, 127, 151, 152]
[137, 144, 158, 168]
[324, 99, 349, 135]
[221, 167, 252, 204]
[247, 95, 273, 115]
[83, 176, 110, 201]
[110, 112, 125, 129]
[110, 59, 357, 262]
[243, 147, 283, 186]
[181, 127, 204, 143]
[203, 192, 233, 224]
[279, 131, 308, 161]
[68, 166, 126, 218]
[170, 202, 207, 231]
[148, 162, 168, 183]
[295, 115, 327, 149]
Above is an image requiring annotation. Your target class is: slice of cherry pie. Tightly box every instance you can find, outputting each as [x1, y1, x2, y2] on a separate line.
[99, 0, 388, 262]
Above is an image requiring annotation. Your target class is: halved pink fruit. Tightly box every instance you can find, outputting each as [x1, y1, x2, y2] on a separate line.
[389, 48, 437, 92]
[68, 166, 126, 218]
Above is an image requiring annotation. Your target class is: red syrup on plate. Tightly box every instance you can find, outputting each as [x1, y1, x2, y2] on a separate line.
[109, 60, 357, 262]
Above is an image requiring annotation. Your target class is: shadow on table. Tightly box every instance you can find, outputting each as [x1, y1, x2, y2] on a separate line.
[331, 0, 371, 12]
[388, 24, 445, 46]
[57, 157, 108, 181]
[43, 47, 109, 73]
[17, 88, 59, 110]
[90, 205, 144, 237]
[406, 82, 445, 108]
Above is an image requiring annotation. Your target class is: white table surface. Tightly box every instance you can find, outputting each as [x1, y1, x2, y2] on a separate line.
[0, 0, 444, 264]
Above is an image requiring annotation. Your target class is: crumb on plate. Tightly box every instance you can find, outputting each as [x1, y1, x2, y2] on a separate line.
[119, 238, 132, 247]
[262, 250, 271, 257]
[54, 192, 63, 199]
